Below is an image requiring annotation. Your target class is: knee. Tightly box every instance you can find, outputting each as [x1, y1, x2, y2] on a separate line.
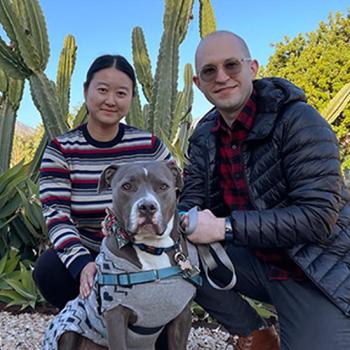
[33, 249, 54, 286]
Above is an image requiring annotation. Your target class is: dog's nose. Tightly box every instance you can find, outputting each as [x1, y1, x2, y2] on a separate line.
[138, 200, 157, 215]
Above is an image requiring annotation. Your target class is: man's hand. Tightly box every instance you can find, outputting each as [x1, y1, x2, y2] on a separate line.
[79, 262, 96, 299]
[182, 209, 225, 244]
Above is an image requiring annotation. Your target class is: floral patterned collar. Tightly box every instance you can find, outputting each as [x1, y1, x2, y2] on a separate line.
[101, 208, 133, 248]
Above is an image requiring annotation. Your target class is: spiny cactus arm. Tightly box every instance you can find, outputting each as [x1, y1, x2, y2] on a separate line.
[29, 72, 68, 140]
[0, 0, 41, 72]
[56, 35, 77, 118]
[177, 114, 192, 153]
[125, 85, 144, 129]
[171, 126, 189, 168]
[0, 37, 29, 79]
[72, 103, 88, 129]
[132, 27, 153, 103]
[151, 0, 193, 137]
[171, 90, 184, 140]
[170, 63, 193, 140]
[0, 67, 23, 171]
[14, 0, 50, 71]
[160, 127, 186, 168]
[142, 104, 150, 131]
[0, 68, 8, 93]
[322, 82, 350, 124]
[163, 0, 193, 33]
[177, 0, 194, 45]
[0, 99, 16, 171]
[28, 133, 48, 182]
[199, 0, 216, 38]
[7, 76, 24, 112]
[149, 30, 177, 136]
[0, 0, 17, 43]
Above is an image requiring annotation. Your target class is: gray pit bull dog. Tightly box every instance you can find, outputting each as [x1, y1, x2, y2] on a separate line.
[42, 160, 200, 350]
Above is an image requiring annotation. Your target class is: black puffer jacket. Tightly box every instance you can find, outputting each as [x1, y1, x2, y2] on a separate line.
[179, 77, 350, 316]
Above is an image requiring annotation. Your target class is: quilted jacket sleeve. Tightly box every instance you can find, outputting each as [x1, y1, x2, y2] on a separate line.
[231, 102, 342, 248]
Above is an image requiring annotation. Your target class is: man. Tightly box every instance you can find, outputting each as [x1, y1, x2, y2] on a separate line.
[178, 31, 350, 350]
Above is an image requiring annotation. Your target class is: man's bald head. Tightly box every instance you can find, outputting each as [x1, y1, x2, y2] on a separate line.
[192, 30, 258, 124]
[195, 31, 251, 73]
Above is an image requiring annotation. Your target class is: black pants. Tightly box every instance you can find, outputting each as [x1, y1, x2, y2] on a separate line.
[196, 244, 350, 350]
[33, 248, 79, 310]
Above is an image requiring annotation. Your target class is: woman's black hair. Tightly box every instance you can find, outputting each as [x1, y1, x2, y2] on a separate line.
[84, 54, 136, 96]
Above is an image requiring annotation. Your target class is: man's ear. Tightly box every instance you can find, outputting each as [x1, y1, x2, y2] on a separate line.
[250, 59, 259, 80]
[193, 75, 201, 90]
[98, 164, 120, 193]
[165, 159, 183, 191]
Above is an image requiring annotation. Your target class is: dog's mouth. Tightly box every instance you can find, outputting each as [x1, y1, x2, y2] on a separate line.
[128, 216, 166, 236]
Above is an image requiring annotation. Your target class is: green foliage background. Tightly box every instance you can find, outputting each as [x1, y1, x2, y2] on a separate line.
[261, 11, 350, 169]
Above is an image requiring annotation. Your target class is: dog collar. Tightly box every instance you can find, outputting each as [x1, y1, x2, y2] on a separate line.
[102, 208, 134, 248]
[133, 241, 180, 256]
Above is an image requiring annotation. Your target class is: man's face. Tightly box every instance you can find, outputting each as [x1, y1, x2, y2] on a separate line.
[193, 34, 259, 123]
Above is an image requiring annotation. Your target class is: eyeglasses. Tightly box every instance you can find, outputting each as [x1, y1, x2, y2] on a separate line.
[199, 58, 252, 83]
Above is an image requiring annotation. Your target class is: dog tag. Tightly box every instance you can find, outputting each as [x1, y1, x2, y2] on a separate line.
[174, 252, 197, 276]
[179, 259, 193, 272]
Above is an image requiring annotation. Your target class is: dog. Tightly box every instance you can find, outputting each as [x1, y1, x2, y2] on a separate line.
[42, 160, 200, 350]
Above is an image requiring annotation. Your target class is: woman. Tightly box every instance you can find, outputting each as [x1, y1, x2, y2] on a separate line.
[34, 55, 171, 310]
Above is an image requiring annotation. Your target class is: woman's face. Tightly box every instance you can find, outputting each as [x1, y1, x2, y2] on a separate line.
[84, 67, 133, 128]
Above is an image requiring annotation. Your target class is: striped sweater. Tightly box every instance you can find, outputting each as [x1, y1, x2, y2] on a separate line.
[39, 123, 171, 279]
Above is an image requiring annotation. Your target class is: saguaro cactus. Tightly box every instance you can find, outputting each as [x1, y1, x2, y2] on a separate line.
[127, 0, 216, 165]
[56, 35, 77, 119]
[0, 1, 79, 266]
[29, 35, 78, 181]
[0, 68, 24, 170]
[0, 0, 69, 140]
[0, 0, 78, 180]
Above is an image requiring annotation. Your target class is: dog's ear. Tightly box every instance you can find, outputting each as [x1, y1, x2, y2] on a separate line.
[165, 159, 183, 191]
[98, 164, 120, 192]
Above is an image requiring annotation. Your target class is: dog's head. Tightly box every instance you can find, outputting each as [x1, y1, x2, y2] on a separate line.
[98, 160, 183, 240]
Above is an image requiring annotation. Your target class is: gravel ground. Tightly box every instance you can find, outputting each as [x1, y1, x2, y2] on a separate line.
[0, 311, 234, 349]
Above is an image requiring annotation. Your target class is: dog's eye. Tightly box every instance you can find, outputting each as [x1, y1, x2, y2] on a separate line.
[159, 183, 169, 191]
[121, 182, 132, 191]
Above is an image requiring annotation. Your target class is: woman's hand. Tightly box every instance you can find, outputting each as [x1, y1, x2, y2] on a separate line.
[79, 262, 97, 299]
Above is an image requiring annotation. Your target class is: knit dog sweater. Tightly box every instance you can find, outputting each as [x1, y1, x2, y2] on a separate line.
[42, 239, 198, 349]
